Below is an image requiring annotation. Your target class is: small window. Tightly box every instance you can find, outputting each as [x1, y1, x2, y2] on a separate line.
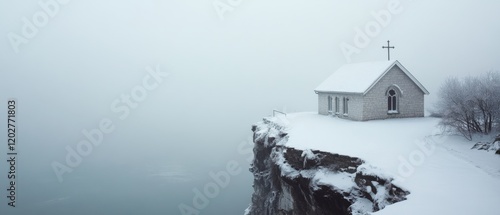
[343, 97, 349, 115]
[335, 97, 340, 114]
[388, 89, 398, 113]
[328, 96, 333, 113]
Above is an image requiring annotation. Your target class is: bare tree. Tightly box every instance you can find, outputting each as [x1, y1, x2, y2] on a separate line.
[435, 71, 500, 140]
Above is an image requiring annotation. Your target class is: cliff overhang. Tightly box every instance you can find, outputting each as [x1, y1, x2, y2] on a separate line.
[245, 117, 409, 215]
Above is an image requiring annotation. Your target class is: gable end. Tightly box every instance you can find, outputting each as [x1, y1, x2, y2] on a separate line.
[364, 61, 429, 95]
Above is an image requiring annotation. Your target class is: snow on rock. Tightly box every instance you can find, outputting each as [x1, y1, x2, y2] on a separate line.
[246, 112, 500, 215]
[471, 134, 500, 154]
[246, 115, 409, 215]
[471, 141, 500, 152]
[301, 149, 319, 168]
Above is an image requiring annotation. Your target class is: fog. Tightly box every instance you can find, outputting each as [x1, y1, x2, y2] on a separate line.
[0, 0, 499, 214]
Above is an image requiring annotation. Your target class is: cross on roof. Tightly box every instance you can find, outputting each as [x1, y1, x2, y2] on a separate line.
[382, 40, 395, 61]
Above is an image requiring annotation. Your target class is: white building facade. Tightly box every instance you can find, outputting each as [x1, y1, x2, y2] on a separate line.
[315, 60, 429, 121]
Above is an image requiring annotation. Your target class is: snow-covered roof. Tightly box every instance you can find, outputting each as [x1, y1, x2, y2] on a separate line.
[314, 60, 429, 95]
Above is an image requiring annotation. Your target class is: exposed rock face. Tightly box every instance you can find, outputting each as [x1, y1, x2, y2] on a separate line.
[245, 118, 409, 215]
[471, 134, 500, 154]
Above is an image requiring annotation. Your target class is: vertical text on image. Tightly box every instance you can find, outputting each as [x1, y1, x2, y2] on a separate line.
[6, 99, 18, 207]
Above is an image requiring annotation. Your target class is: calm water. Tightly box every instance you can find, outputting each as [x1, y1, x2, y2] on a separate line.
[7, 159, 253, 215]
[0, 101, 259, 215]
[1, 137, 254, 215]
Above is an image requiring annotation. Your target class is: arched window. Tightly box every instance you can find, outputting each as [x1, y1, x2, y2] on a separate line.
[387, 89, 398, 113]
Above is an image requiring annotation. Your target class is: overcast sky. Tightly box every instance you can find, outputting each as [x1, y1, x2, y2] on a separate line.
[2, 0, 499, 110]
[0, 0, 499, 214]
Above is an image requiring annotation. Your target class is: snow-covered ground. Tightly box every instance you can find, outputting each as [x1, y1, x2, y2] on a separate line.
[274, 112, 500, 215]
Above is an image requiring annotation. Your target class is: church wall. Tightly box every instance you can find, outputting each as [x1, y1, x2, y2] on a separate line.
[317, 92, 364, 121]
[362, 65, 425, 120]
[318, 93, 329, 115]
